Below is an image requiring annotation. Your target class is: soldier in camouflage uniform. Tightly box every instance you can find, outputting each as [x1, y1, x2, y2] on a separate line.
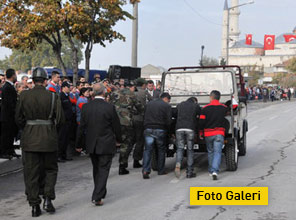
[111, 81, 143, 175]
[132, 78, 152, 168]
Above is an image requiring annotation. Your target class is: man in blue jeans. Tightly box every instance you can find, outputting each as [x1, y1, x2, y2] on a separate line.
[199, 90, 228, 180]
[175, 97, 201, 179]
[142, 93, 172, 179]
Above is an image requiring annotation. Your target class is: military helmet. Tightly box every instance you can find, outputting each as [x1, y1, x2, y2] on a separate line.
[32, 67, 48, 79]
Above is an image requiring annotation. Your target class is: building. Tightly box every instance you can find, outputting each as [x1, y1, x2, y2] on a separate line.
[221, 0, 296, 77]
[141, 64, 165, 83]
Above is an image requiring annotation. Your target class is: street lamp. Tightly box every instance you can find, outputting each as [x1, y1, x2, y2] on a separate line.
[200, 45, 205, 66]
[225, 0, 254, 65]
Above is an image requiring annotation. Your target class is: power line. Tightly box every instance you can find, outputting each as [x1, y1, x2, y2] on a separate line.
[182, 0, 222, 27]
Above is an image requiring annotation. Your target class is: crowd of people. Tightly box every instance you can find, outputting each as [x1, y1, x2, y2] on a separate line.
[246, 86, 295, 102]
[0, 67, 250, 217]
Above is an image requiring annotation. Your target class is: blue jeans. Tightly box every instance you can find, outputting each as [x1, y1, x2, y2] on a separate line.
[143, 129, 167, 174]
[205, 135, 224, 174]
[176, 130, 195, 175]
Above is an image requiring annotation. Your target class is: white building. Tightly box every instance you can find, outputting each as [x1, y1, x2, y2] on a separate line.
[221, 0, 296, 74]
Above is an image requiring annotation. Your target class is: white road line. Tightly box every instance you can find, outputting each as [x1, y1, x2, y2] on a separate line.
[269, 115, 279, 120]
[248, 126, 258, 133]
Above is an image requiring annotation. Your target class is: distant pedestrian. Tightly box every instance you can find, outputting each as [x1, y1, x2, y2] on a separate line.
[76, 83, 121, 206]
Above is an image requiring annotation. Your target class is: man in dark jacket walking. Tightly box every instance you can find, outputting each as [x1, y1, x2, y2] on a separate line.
[15, 67, 64, 217]
[0, 69, 18, 159]
[174, 97, 201, 179]
[142, 93, 172, 179]
[76, 83, 121, 206]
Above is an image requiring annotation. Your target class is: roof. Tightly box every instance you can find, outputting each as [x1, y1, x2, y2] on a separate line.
[275, 33, 296, 44]
[231, 39, 263, 49]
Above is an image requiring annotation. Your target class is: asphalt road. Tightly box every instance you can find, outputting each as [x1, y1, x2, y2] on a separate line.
[0, 101, 296, 220]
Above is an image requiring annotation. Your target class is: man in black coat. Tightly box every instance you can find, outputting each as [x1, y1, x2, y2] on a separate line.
[142, 93, 172, 179]
[0, 68, 18, 159]
[58, 81, 74, 162]
[76, 83, 121, 206]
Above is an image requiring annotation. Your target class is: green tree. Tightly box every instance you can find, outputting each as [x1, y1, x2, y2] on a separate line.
[0, 36, 83, 71]
[285, 57, 296, 73]
[201, 56, 219, 66]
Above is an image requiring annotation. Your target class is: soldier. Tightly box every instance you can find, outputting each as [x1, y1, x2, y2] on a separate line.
[15, 67, 64, 217]
[111, 81, 142, 175]
[133, 78, 151, 168]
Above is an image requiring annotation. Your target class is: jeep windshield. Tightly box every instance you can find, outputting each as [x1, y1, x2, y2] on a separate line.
[163, 71, 234, 96]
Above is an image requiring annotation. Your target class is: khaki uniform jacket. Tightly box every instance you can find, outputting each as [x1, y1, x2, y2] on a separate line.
[15, 85, 65, 152]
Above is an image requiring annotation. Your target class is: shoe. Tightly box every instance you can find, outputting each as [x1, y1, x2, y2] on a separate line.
[43, 198, 55, 213]
[57, 158, 66, 163]
[143, 172, 150, 179]
[119, 167, 129, 175]
[186, 173, 197, 178]
[174, 165, 181, 179]
[133, 160, 142, 168]
[10, 152, 21, 158]
[92, 200, 104, 206]
[158, 171, 168, 175]
[64, 158, 73, 161]
[212, 172, 218, 180]
[32, 205, 41, 217]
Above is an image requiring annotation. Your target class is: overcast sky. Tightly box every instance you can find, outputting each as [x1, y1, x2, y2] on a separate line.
[0, 0, 296, 70]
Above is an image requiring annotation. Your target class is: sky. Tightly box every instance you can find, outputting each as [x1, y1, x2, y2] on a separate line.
[0, 0, 296, 70]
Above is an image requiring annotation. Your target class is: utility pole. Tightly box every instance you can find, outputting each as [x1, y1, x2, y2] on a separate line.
[131, 2, 138, 67]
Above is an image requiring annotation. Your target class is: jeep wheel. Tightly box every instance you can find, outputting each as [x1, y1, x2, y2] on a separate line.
[225, 139, 238, 171]
[151, 148, 158, 171]
[239, 122, 247, 156]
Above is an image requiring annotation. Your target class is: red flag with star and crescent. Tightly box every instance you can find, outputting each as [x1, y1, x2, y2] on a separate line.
[246, 34, 252, 45]
[264, 35, 275, 50]
[283, 35, 296, 42]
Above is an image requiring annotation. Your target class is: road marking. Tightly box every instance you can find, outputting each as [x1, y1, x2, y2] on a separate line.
[248, 126, 258, 133]
[170, 178, 180, 184]
[269, 115, 278, 120]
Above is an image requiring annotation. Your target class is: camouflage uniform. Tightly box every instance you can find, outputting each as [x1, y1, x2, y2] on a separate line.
[111, 88, 142, 167]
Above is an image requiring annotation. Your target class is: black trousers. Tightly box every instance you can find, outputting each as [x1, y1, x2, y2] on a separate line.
[133, 120, 144, 161]
[1, 121, 16, 155]
[90, 154, 113, 201]
[24, 151, 58, 206]
[58, 121, 71, 159]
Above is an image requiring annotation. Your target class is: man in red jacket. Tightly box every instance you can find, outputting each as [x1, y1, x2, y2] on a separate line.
[199, 90, 228, 180]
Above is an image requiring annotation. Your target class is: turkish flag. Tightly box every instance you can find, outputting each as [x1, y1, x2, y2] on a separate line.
[246, 34, 252, 45]
[283, 35, 296, 42]
[264, 35, 275, 50]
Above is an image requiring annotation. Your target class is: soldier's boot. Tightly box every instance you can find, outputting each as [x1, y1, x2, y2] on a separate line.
[119, 164, 129, 175]
[133, 160, 142, 168]
[32, 205, 41, 217]
[43, 198, 55, 213]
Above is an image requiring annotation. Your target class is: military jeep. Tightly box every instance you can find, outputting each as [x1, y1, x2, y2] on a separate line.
[151, 65, 248, 171]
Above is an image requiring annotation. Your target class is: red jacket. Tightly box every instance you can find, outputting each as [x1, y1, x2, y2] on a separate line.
[199, 100, 228, 137]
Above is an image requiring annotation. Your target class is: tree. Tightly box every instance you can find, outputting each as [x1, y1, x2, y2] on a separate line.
[63, 0, 132, 81]
[201, 56, 219, 66]
[285, 57, 296, 73]
[0, 35, 83, 71]
[0, 0, 69, 75]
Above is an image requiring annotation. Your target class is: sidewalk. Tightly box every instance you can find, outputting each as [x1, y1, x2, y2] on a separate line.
[0, 149, 23, 176]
